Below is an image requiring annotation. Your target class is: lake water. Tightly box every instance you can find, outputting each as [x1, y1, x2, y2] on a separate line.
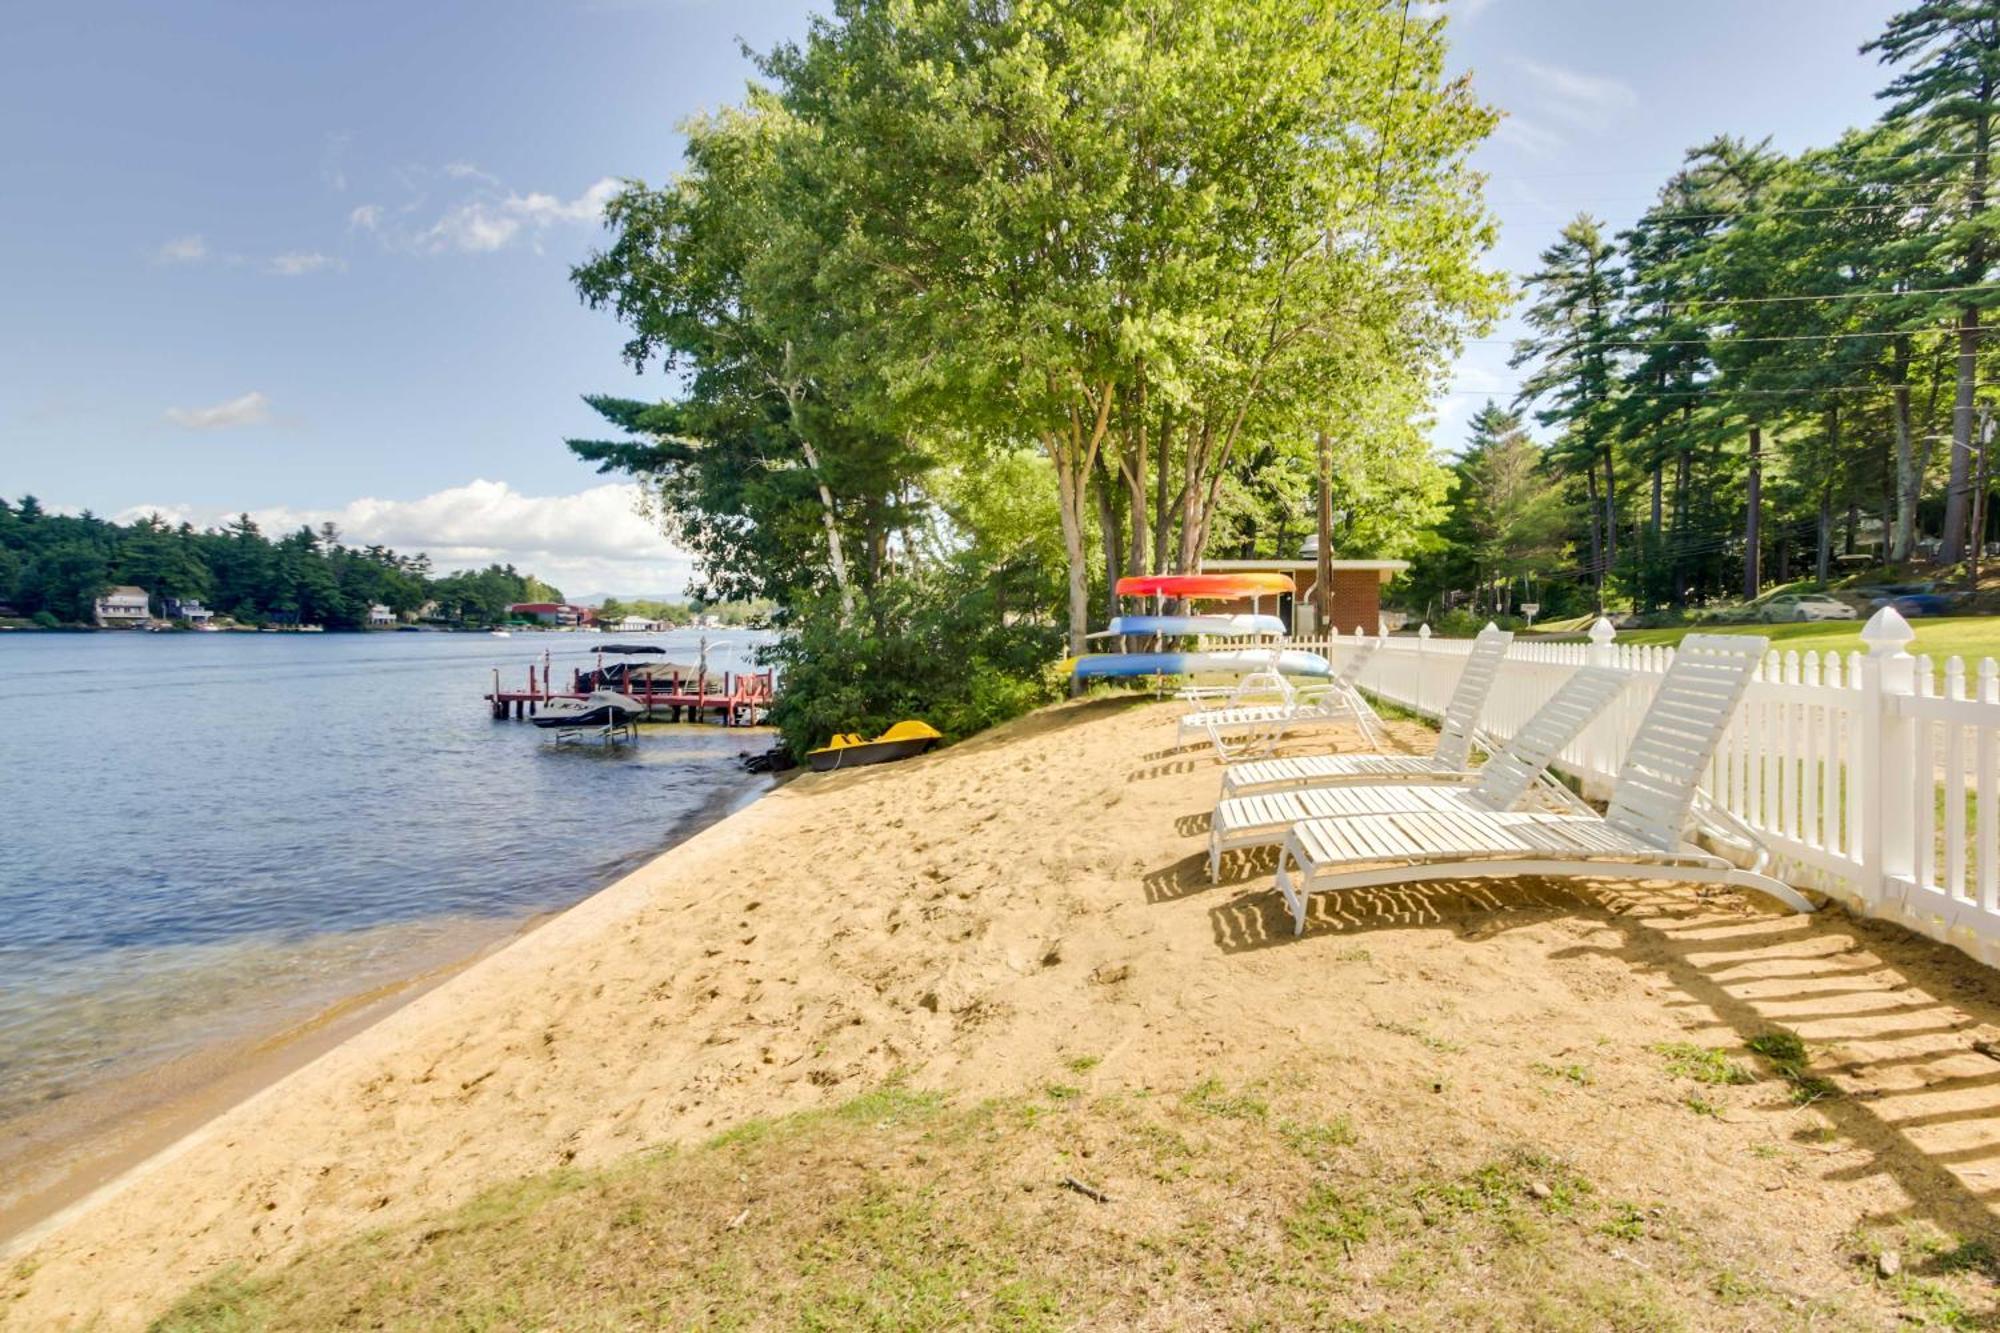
[0, 628, 774, 1185]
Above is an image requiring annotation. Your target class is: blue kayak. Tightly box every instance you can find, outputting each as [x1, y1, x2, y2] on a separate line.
[1064, 649, 1331, 679]
[1107, 613, 1288, 638]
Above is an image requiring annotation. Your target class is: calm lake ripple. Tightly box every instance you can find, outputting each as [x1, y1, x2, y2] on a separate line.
[0, 629, 773, 1132]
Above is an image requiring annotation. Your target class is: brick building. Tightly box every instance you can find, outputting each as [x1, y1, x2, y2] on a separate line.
[1198, 559, 1408, 636]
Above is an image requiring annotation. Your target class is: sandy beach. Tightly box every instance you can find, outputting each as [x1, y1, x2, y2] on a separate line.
[9, 696, 2000, 1327]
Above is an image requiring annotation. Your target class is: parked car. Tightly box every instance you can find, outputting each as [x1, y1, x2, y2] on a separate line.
[1758, 593, 1859, 623]
[1874, 592, 1960, 618]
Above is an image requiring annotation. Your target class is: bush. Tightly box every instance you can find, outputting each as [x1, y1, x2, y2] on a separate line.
[30, 610, 58, 629]
[763, 572, 1064, 759]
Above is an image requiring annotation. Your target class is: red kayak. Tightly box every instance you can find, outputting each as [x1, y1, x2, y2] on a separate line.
[1115, 572, 1295, 599]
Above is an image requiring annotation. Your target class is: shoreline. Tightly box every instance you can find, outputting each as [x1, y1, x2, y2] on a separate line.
[0, 765, 774, 1255]
[13, 700, 2000, 1328]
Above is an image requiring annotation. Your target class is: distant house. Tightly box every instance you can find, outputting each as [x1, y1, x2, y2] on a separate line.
[610, 614, 661, 633]
[507, 602, 591, 627]
[94, 586, 151, 627]
[367, 603, 395, 627]
[163, 596, 213, 624]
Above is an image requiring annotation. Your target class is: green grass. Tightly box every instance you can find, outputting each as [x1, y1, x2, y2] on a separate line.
[1745, 1029, 1839, 1106]
[1610, 615, 2000, 666]
[1652, 1042, 1755, 1087]
[142, 1074, 1931, 1332]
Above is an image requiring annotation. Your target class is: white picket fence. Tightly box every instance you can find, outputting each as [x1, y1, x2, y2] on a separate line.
[1287, 616, 2000, 966]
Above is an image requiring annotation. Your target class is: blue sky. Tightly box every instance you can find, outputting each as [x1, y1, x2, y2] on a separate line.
[0, 0, 1907, 594]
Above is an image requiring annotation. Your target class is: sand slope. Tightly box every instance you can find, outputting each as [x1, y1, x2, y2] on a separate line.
[9, 697, 2000, 1327]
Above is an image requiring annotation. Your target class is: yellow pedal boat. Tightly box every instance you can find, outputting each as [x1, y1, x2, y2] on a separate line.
[806, 720, 943, 773]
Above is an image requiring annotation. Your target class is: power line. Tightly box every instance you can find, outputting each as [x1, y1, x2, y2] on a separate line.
[1483, 151, 2000, 182]
[1640, 280, 1999, 310]
[1469, 328, 1955, 350]
[1444, 380, 2000, 400]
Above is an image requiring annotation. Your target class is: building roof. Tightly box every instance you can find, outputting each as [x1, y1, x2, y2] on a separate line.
[1203, 558, 1410, 583]
[104, 585, 148, 598]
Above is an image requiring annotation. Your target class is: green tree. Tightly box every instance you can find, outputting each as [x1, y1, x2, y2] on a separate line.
[1513, 214, 1625, 603]
[1866, 1, 2000, 563]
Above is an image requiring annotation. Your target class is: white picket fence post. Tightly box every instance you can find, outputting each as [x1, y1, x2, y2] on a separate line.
[1321, 606, 2000, 971]
[1858, 609, 1918, 915]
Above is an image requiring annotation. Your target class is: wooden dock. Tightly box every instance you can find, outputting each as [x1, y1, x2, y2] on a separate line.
[485, 658, 774, 726]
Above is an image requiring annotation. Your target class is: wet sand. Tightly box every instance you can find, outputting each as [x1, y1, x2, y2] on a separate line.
[0, 767, 771, 1256]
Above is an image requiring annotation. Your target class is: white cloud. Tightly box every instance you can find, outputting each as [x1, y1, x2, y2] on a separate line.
[421, 176, 623, 254]
[443, 161, 499, 184]
[155, 234, 207, 264]
[164, 390, 273, 430]
[1415, 0, 1495, 20]
[321, 131, 351, 192]
[1509, 57, 1637, 126]
[1493, 113, 1563, 157]
[348, 203, 383, 232]
[112, 480, 694, 595]
[267, 251, 339, 277]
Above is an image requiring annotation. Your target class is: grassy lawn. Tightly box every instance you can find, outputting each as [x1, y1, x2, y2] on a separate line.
[142, 1069, 1976, 1331]
[1575, 616, 2000, 665]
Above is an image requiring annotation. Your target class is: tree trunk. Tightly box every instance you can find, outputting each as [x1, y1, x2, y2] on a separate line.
[1941, 307, 1981, 564]
[1817, 407, 1838, 586]
[1671, 434, 1691, 606]
[1583, 467, 1603, 607]
[1045, 383, 1115, 678]
[1893, 373, 1919, 562]
[793, 435, 854, 621]
[1601, 448, 1618, 574]
[1093, 460, 1123, 624]
[1945, 89, 1992, 564]
[1053, 461, 1091, 667]
[1153, 407, 1174, 573]
[1744, 425, 1762, 600]
[1118, 378, 1151, 579]
[1315, 427, 1334, 632]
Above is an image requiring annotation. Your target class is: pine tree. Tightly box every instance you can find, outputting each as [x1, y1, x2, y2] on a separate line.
[1866, 1, 2000, 563]
[1512, 214, 1625, 605]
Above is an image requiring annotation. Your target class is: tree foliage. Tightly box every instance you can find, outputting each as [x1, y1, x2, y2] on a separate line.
[1498, 4, 2000, 612]
[0, 497, 551, 628]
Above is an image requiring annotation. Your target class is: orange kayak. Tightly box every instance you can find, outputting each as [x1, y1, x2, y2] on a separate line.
[1115, 573, 1295, 599]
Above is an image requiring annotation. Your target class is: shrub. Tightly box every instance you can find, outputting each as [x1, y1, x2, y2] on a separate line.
[31, 610, 58, 629]
[763, 571, 1063, 759]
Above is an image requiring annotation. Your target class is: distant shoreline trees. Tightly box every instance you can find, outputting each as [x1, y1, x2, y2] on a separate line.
[0, 497, 560, 628]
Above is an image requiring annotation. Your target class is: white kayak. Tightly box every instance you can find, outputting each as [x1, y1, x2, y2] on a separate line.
[1105, 613, 1288, 638]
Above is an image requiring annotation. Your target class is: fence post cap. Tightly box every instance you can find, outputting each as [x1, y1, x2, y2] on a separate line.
[1861, 606, 1916, 655]
[1587, 616, 1617, 645]
[1417, 622, 1432, 640]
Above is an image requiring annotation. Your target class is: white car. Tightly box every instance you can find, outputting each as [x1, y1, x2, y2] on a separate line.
[1758, 593, 1858, 623]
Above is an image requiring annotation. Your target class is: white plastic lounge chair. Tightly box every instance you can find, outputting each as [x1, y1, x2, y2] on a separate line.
[1207, 664, 1629, 881]
[1218, 627, 1515, 795]
[1176, 664, 1294, 710]
[1268, 634, 1816, 933]
[1176, 637, 1384, 755]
